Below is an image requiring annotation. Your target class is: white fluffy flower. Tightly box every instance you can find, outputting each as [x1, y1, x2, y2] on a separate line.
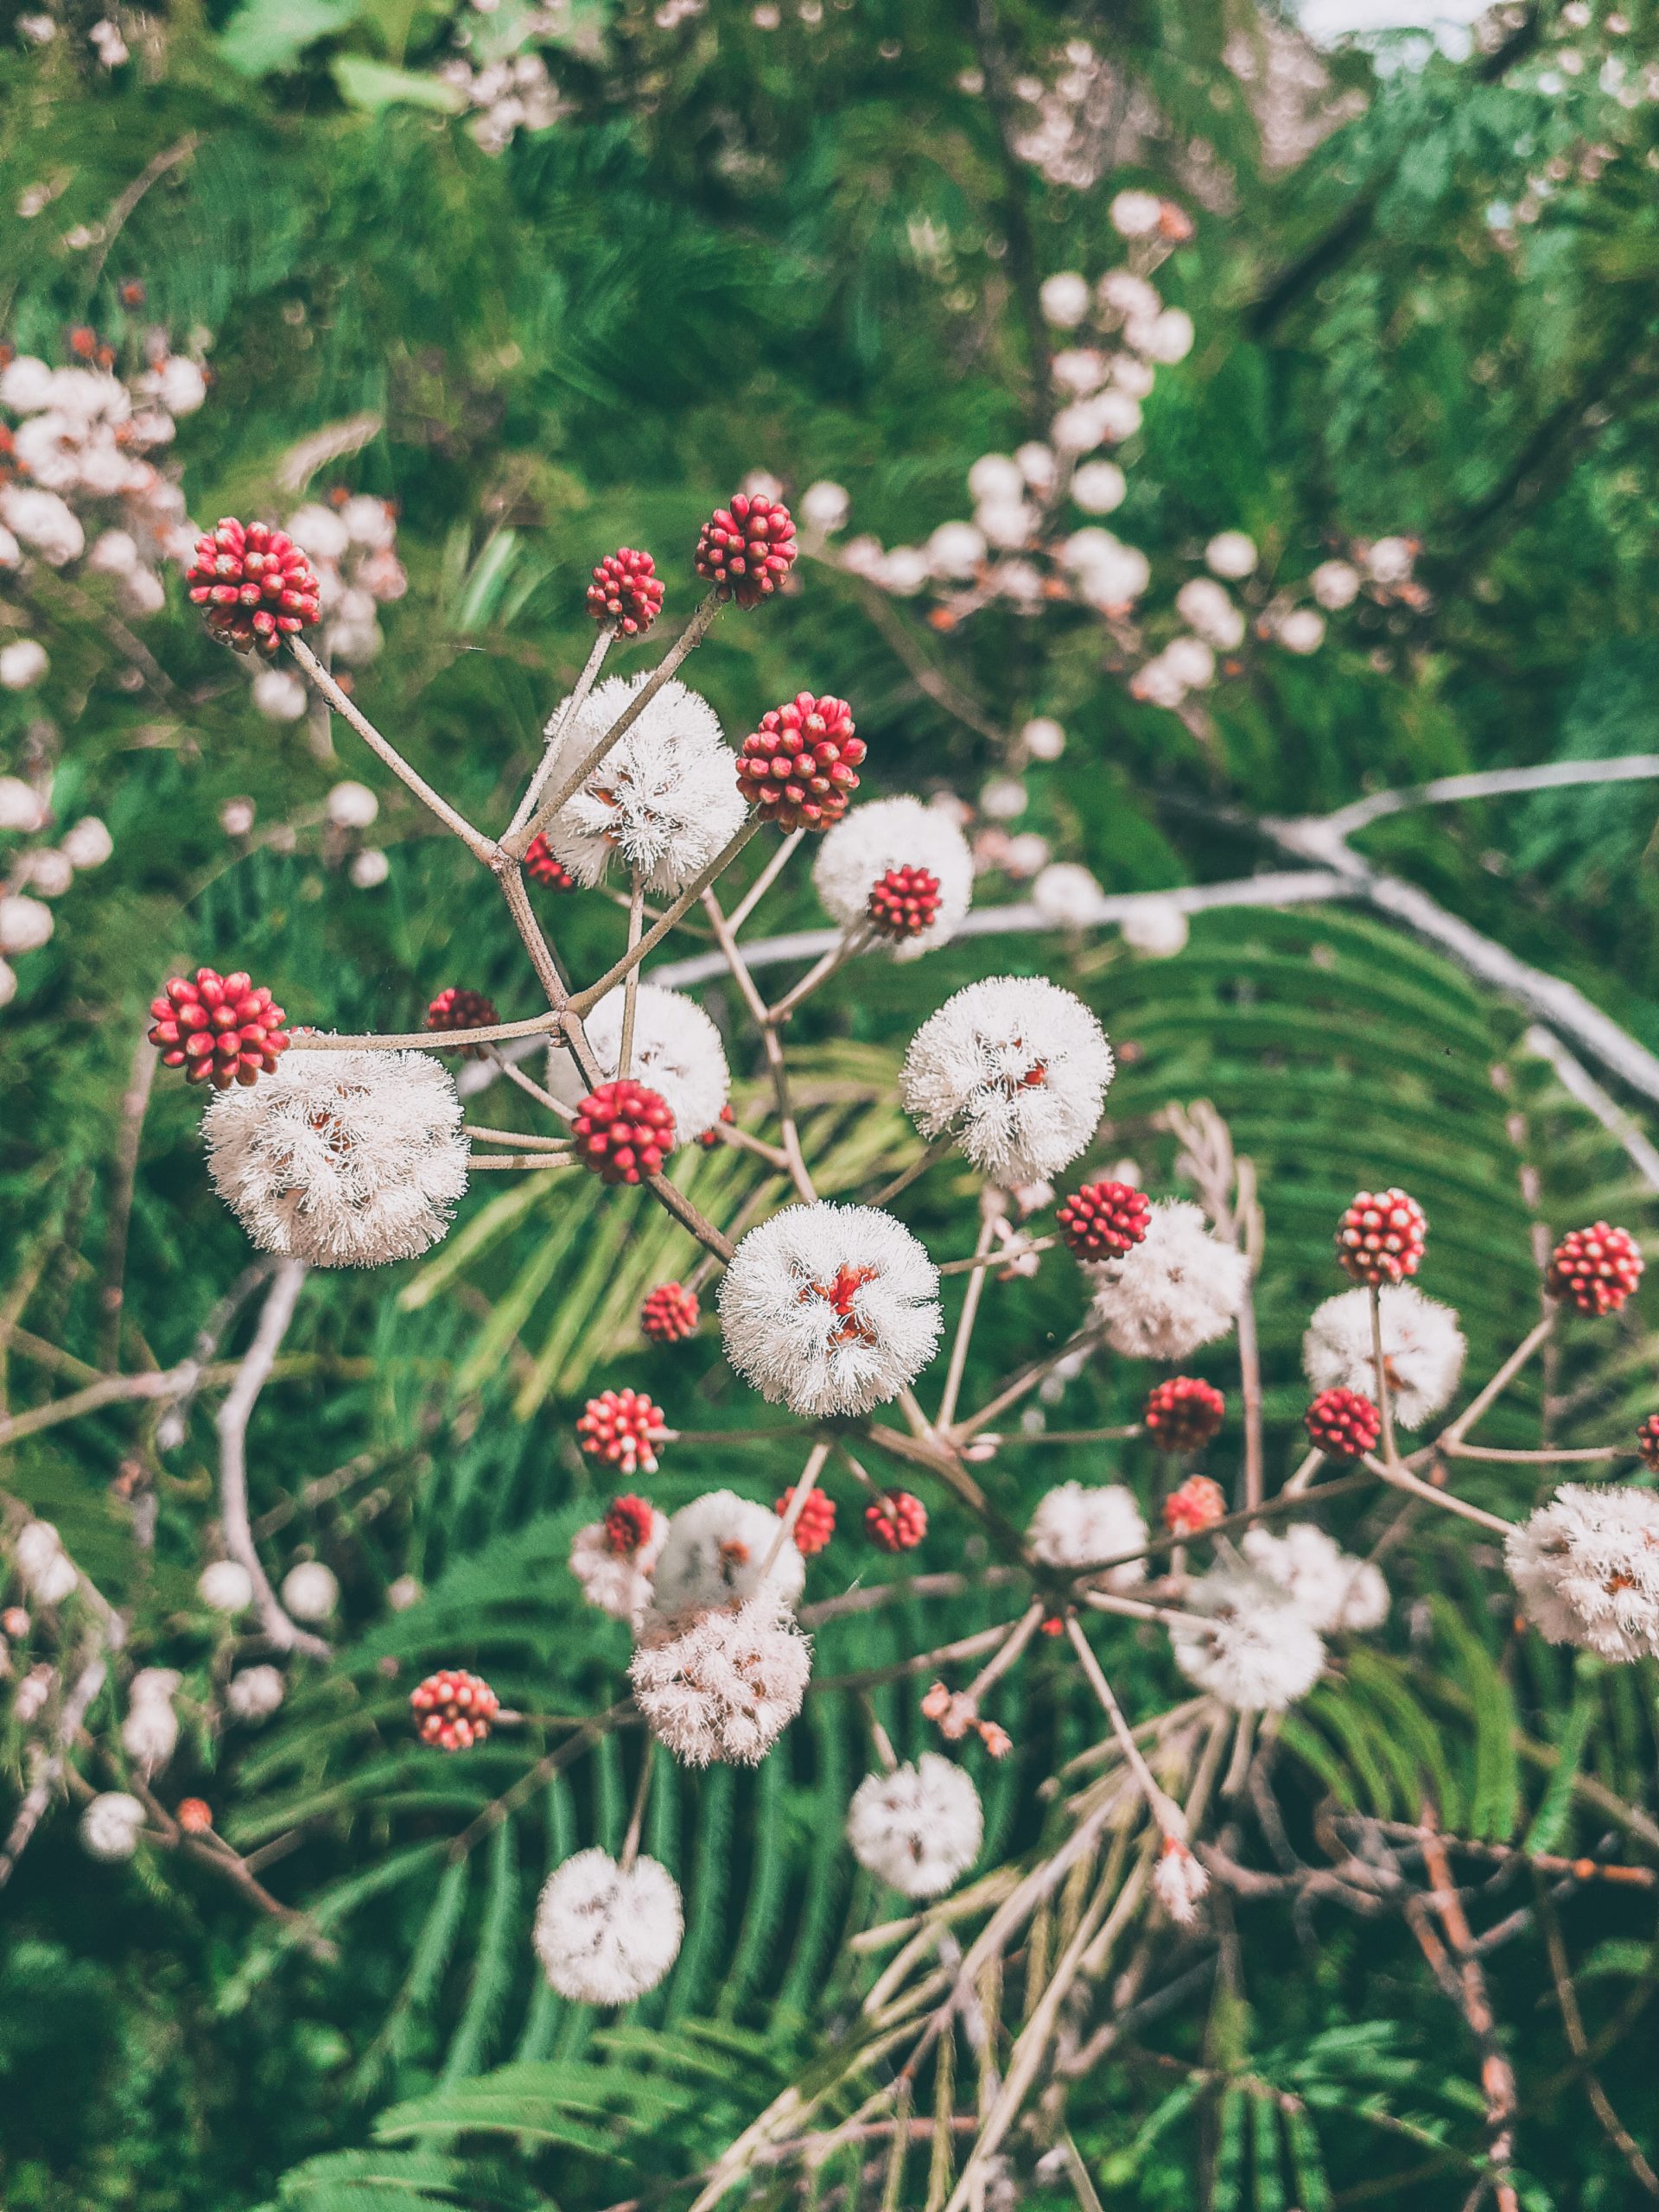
[59, 816, 112, 870]
[1205, 531, 1257, 580]
[1241, 1525, 1389, 1635]
[1021, 716, 1066, 760]
[286, 502, 351, 563]
[280, 1560, 339, 1622]
[799, 480, 849, 534]
[0, 639, 48, 690]
[1366, 536, 1414, 585]
[1302, 1285, 1465, 1430]
[968, 453, 1026, 505]
[1090, 1199, 1249, 1361]
[121, 1672, 181, 1776]
[926, 520, 988, 578]
[540, 674, 746, 897]
[1175, 577, 1245, 651]
[15, 1520, 77, 1605]
[226, 1664, 285, 1721]
[2, 893, 56, 955]
[1, 483, 84, 565]
[154, 357, 207, 416]
[880, 544, 931, 592]
[1311, 558, 1361, 610]
[87, 528, 139, 576]
[812, 795, 974, 961]
[80, 1791, 146, 1863]
[1064, 529, 1150, 609]
[387, 1575, 423, 1611]
[1120, 897, 1190, 958]
[0, 355, 54, 412]
[0, 776, 46, 832]
[1032, 862, 1104, 929]
[652, 1491, 805, 1617]
[1052, 347, 1108, 396]
[1277, 607, 1325, 656]
[1039, 270, 1091, 327]
[0, 958, 16, 1010]
[1161, 636, 1216, 690]
[1506, 1485, 1659, 1662]
[1109, 190, 1163, 238]
[1137, 307, 1194, 364]
[1171, 1566, 1326, 1711]
[1098, 269, 1160, 321]
[551, 983, 729, 1141]
[326, 780, 379, 830]
[1071, 459, 1127, 514]
[350, 849, 390, 888]
[198, 1559, 254, 1614]
[900, 976, 1113, 1184]
[569, 1505, 669, 1622]
[341, 494, 397, 550]
[206, 1048, 468, 1268]
[533, 1848, 683, 2003]
[975, 499, 1033, 551]
[720, 1204, 941, 1420]
[1027, 1482, 1147, 1586]
[23, 849, 72, 899]
[631, 1597, 812, 1766]
[847, 1755, 982, 1896]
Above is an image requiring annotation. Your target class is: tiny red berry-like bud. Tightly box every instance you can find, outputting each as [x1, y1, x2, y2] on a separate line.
[175, 1797, 213, 1834]
[695, 491, 798, 608]
[425, 986, 499, 1061]
[69, 326, 97, 359]
[577, 1389, 669, 1477]
[641, 1281, 700, 1344]
[119, 280, 147, 308]
[148, 967, 290, 1090]
[2, 1607, 29, 1638]
[603, 1494, 658, 1555]
[1163, 1474, 1226, 1538]
[1335, 1188, 1427, 1286]
[735, 692, 864, 831]
[587, 548, 664, 638]
[1304, 1387, 1382, 1460]
[524, 835, 577, 890]
[977, 1719, 1012, 1758]
[698, 1102, 735, 1149]
[1547, 1223, 1644, 1317]
[410, 1668, 500, 1751]
[1040, 1614, 1065, 1637]
[865, 1489, 927, 1552]
[184, 518, 322, 657]
[571, 1079, 676, 1184]
[866, 864, 943, 939]
[1637, 1415, 1659, 1473]
[777, 1486, 836, 1554]
[1057, 1179, 1152, 1262]
[1143, 1377, 1225, 1453]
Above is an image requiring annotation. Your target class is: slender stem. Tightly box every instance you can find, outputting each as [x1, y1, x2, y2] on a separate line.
[469, 1154, 581, 1171]
[0, 1649, 108, 1891]
[761, 1439, 832, 1580]
[1370, 1286, 1398, 1466]
[963, 1600, 1046, 1706]
[938, 1234, 1056, 1278]
[1362, 1452, 1515, 1536]
[713, 1122, 793, 1173]
[1445, 1443, 1624, 1465]
[952, 1324, 1107, 1442]
[507, 626, 613, 839]
[617, 873, 646, 1080]
[1064, 1614, 1183, 1834]
[289, 638, 496, 864]
[462, 1123, 570, 1149]
[619, 1739, 655, 1875]
[571, 820, 760, 1014]
[977, 1426, 1141, 1448]
[865, 1130, 956, 1210]
[702, 887, 817, 1203]
[1281, 1446, 1325, 1497]
[492, 1052, 576, 1122]
[1236, 1282, 1264, 1512]
[937, 1213, 996, 1432]
[727, 827, 804, 934]
[767, 931, 867, 1026]
[97, 1030, 156, 1367]
[1438, 1312, 1556, 1448]
[498, 861, 571, 1009]
[1080, 1588, 1221, 1636]
[288, 1011, 562, 1053]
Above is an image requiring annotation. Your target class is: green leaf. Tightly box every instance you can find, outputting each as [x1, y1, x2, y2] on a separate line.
[332, 57, 467, 116]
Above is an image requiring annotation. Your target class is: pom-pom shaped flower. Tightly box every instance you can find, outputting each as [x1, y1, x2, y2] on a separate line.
[1242, 1525, 1389, 1635]
[1335, 1188, 1427, 1287]
[569, 1495, 669, 1622]
[122, 1669, 181, 1777]
[426, 987, 498, 1060]
[206, 1048, 468, 1267]
[226, 1665, 285, 1721]
[630, 1597, 812, 1766]
[865, 1489, 927, 1552]
[1506, 1484, 1659, 1662]
[846, 1754, 983, 1897]
[149, 968, 290, 1090]
[735, 693, 864, 831]
[1547, 1223, 1643, 1317]
[1163, 1474, 1225, 1538]
[185, 518, 321, 655]
[1027, 1483, 1147, 1587]
[1303, 1387, 1382, 1459]
[81, 1791, 147, 1863]
[410, 1668, 500, 1751]
[651, 1490, 806, 1615]
[524, 834, 576, 890]
[550, 985, 728, 1146]
[198, 1559, 254, 1613]
[811, 796, 973, 960]
[538, 675, 747, 896]
[641, 1281, 700, 1344]
[577, 1388, 669, 1478]
[533, 1847, 683, 2004]
[777, 1485, 836, 1555]
[15, 1520, 78, 1606]
[571, 1080, 676, 1185]
[719, 1203, 941, 1420]
[1090, 1201, 1249, 1363]
[1638, 1415, 1659, 1473]
[1302, 1285, 1465, 1430]
[1057, 1179, 1151, 1262]
[281, 1561, 339, 1621]
[900, 977, 1114, 1185]
[1151, 1835, 1209, 1927]
[1143, 1376, 1224, 1453]
[587, 548, 664, 638]
[695, 491, 797, 607]
[1171, 1567, 1326, 1711]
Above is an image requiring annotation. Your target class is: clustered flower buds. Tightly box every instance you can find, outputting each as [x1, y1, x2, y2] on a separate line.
[587, 547, 664, 637]
[1335, 1188, 1427, 1285]
[695, 491, 797, 607]
[1142, 1376, 1224, 1452]
[1546, 1223, 1643, 1316]
[604, 1495, 658, 1555]
[1304, 1386, 1382, 1459]
[865, 1489, 927, 1552]
[735, 693, 864, 830]
[149, 969, 289, 1089]
[867, 865, 942, 939]
[1163, 1474, 1226, 1538]
[410, 1669, 501, 1751]
[1056, 1178, 1151, 1261]
[1638, 1414, 1659, 1472]
[571, 1079, 676, 1184]
[426, 986, 499, 1059]
[185, 518, 321, 655]
[577, 1389, 669, 1477]
[524, 834, 576, 890]
[776, 1485, 836, 1554]
[640, 1281, 701, 1344]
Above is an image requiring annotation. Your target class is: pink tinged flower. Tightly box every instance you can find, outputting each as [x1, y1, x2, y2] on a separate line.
[533, 1847, 683, 2003]
[1152, 1834, 1209, 1926]
[629, 1597, 812, 1767]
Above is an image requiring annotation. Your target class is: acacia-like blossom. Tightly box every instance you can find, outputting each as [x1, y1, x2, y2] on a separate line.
[846, 1754, 983, 1897]
[630, 1597, 812, 1766]
[226, 1665, 285, 1721]
[1241, 1525, 1389, 1635]
[549, 984, 729, 1142]
[899, 976, 1113, 1185]
[810, 795, 974, 960]
[1119, 898, 1190, 958]
[719, 1203, 941, 1420]
[80, 1791, 147, 1862]
[206, 1048, 468, 1268]
[1026, 1483, 1147, 1588]
[1170, 1566, 1326, 1712]
[122, 1668, 182, 1776]
[281, 1561, 339, 1621]
[1089, 1201, 1249, 1362]
[1301, 1285, 1465, 1430]
[539, 674, 747, 896]
[15, 1520, 78, 1605]
[650, 1490, 806, 1615]
[569, 1502, 669, 1622]
[532, 1847, 683, 2004]
[1031, 862, 1104, 929]
[1506, 1484, 1659, 1662]
[198, 1559, 254, 1614]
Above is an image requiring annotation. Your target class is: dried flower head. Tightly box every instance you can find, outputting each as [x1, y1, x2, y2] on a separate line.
[149, 968, 290, 1090]
[1302, 1285, 1465, 1430]
[811, 795, 973, 959]
[550, 984, 729, 1146]
[846, 1754, 983, 1897]
[1547, 1223, 1643, 1317]
[15, 1519, 78, 1605]
[736, 692, 864, 831]
[1090, 1200, 1249, 1363]
[695, 491, 797, 607]
[651, 1490, 806, 1615]
[569, 1497, 669, 1622]
[80, 1791, 147, 1863]
[1027, 1483, 1147, 1586]
[1506, 1484, 1659, 1662]
[226, 1665, 285, 1721]
[1171, 1566, 1326, 1711]
[900, 976, 1114, 1185]
[533, 1847, 683, 2003]
[1241, 1525, 1389, 1635]
[1335, 1188, 1427, 1286]
[630, 1597, 812, 1766]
